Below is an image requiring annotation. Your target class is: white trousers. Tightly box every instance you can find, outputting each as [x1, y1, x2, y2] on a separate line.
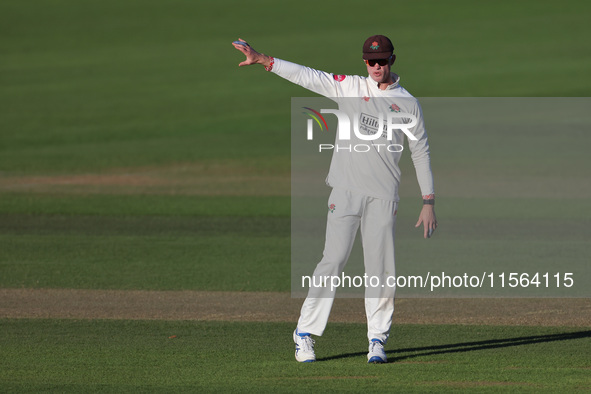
[297, 188, 398, 343]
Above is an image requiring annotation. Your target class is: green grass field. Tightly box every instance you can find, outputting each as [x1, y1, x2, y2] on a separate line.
[1, 320, 589, 392]
[1, 0, 590, 391]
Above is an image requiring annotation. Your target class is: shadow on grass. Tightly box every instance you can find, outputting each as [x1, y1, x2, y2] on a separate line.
[317, 330, 591, 363]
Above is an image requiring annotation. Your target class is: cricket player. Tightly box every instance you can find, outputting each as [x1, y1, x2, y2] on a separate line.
[232, 35, 437, 363]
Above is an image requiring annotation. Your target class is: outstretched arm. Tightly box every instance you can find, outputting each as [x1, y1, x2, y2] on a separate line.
[232, 39, 272, 68]
[231, 38, 346, 97]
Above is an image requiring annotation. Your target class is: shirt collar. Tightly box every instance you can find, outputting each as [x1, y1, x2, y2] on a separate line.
[371, 73, 400, 90]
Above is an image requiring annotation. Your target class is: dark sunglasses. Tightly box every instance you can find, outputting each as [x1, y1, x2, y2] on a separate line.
[364, 57, 391, 67]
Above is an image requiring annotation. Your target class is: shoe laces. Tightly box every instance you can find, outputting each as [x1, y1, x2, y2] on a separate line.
[298, 335, 315, 353]
[370, 340, 384, 353]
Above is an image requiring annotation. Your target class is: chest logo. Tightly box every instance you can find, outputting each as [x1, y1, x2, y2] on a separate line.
[389, 103, 401, 113]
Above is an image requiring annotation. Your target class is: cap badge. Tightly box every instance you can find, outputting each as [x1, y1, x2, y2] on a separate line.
[370, 41, 379, 50]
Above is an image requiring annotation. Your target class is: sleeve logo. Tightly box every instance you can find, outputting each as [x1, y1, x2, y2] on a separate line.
[333, 74, 346, 82]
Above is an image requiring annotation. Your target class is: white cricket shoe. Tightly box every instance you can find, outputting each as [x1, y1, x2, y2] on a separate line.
[367, 339, 387, 364]
[293, 329, 316, 363]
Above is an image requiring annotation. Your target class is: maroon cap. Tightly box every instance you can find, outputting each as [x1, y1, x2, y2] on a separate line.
[362, 35, 394, 60]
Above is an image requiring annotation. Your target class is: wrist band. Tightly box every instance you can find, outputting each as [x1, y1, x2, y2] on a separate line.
[265, 57, 275, 72]
[423, 199, 435, 205]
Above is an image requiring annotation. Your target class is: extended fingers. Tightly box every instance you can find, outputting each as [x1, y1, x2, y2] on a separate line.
[232, 43, 248, 52]
[232, 39, 250, 49]
[427, 219, 438, 238]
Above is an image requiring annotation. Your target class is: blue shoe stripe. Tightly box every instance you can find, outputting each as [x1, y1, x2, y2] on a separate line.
[296, 328, 311, 337]
[368, 356, 386, 363]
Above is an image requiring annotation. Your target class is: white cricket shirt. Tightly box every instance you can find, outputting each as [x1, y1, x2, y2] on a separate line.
[272, 58, 434, 202]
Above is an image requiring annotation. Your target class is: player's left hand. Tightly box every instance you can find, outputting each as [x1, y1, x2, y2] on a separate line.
[415, 205, 438, 239]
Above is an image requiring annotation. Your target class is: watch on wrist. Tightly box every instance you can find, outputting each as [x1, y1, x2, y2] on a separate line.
[423, 199, 435, 205]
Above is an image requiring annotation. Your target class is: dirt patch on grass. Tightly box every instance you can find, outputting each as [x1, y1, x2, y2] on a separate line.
[286, 376, 378, 380]
[421, 380, 534, 388]
[0, 161, 290, 196]
[1, 289, 589, 326]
